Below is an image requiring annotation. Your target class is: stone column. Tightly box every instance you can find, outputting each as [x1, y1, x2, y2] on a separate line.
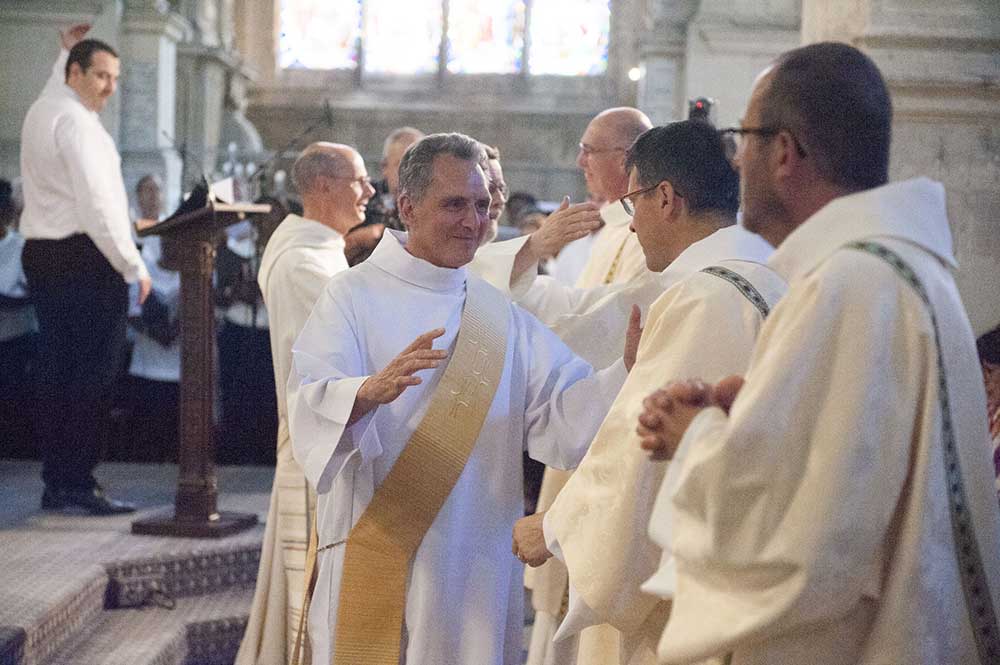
[683, 0, 799, 127]
[175, 0, 252, 193]
[801, 0, 1000, 334]
[120, 0, 186, 209]
[635, 0, 699, 124]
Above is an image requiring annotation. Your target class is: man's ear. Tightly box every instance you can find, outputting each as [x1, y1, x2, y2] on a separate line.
[657, 180, 679, 219]
[772, 131, 801, 181]
[397, 192, 413, 225]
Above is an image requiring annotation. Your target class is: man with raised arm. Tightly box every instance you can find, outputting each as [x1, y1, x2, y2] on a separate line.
[237, 143, 375, 665]
[20, 23, 150, 514]
[288, 133, 631, 665]
[637, 43, 1000, 665]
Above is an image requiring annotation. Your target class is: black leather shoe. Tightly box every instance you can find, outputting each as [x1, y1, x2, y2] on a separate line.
[41, 486, 136, 515]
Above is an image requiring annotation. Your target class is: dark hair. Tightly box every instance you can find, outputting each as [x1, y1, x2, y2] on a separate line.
[65, 39, 118, 80]
[978, 327, 1000, 365]
[625, 120, 739, 217]
[760, 42, 891, 191]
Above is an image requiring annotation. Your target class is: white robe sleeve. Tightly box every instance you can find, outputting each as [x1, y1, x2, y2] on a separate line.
[515, 306, 628, 471]
[654, 258, 929, 663]
[467, 236, 530, 292]
[288, 281, 373, 493]
[41, 49, 68, 99]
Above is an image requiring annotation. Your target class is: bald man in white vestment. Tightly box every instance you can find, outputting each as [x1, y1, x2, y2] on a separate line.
[511, 121, 784, 665]
[638, 43, 1000, 665]
[237, 143, 375, 665]
[288, 133, 630, 665]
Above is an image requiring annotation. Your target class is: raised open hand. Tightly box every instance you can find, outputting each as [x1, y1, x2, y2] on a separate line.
[349, 328, 448, 424]
[60, 23, 91, 51]
[529, 197, 603, 259]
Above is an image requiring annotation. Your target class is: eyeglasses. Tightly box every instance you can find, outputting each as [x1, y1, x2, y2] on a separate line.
[578, 142, 627, 157]
[717, 127, 807, 158]
[619, 183, 664, 216]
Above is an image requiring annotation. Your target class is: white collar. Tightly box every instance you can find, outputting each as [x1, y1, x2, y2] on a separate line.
[768, 178, 955, 283]
[368, 229, 467, 292]
[660, 224, 774, 281]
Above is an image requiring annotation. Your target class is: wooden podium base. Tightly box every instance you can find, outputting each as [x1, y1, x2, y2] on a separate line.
[132, 511, 258, 538]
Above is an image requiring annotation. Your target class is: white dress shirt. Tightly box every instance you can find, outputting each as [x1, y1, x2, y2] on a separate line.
[19, 49, 148, 283]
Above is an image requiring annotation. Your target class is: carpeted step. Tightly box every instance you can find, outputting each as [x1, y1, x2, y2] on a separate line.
[39, 588, 254, 665]
[103, 537, 261, 609]
[0, 531, 111, 665]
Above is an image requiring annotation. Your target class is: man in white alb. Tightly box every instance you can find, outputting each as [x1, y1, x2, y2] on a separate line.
[237, 143, 375, 665]
[289, 133, 631, 665]
[511, 120, 783, 665]
[20, 23, 149, 514]
[637, 42, 1000, 665]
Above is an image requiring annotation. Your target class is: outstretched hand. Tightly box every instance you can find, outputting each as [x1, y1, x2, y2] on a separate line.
[529, 197, 603, 260]
[511, 197, 603, 281]
[60, 23, 91, 51]
[349, 328, 448, 425]
[624, 304, 643, 372]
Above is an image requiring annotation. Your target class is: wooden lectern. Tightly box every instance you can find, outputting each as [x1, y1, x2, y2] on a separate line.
[132, 195, 270, 538]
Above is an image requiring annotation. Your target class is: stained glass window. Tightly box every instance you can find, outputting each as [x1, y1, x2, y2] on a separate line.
[364, 0, 442, 75]
[446, 0, 526, 74]
[278, 0, 611, 77]
[528, 0, 610, 76]
[278, 0, 361, 70]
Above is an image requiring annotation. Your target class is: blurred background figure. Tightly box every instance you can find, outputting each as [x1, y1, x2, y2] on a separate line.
[120, 175, 181, 462]
[0, 178, 37, 459]
[214, 202, 282, 466]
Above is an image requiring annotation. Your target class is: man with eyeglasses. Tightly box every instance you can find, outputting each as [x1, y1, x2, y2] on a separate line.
[237, 141, 375, 665]
[512, 120, 783, 665]
[636, 43, 1000, 665]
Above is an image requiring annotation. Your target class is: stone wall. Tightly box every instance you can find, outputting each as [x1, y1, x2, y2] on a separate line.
[802, 0, 1000, 334]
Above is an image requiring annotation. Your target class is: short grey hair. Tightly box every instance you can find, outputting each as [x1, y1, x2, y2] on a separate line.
[291, 147, 350, 195]
[398, 133, 486, 203]
[382, 126, 425, 158]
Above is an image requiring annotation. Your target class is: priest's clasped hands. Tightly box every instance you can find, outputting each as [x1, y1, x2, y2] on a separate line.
[637, 375, 745, 460]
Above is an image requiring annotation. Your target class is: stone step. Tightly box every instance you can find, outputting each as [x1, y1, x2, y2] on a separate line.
[0, 524, 263, 665]
[0, 531, 110, 665]
[103, 536, 261, 609]
[38, 588, 254, 665]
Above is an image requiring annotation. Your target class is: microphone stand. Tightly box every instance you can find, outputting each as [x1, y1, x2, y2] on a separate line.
[247, 99, 335, 197]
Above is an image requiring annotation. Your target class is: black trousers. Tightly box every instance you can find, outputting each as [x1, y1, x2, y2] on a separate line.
[22, 234, 128, 491]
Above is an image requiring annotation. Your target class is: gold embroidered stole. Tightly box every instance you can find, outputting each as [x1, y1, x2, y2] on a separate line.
[291, 277, 510, 665]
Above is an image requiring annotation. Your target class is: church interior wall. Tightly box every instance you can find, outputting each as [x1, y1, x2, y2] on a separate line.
[0, 0, 996, 333]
